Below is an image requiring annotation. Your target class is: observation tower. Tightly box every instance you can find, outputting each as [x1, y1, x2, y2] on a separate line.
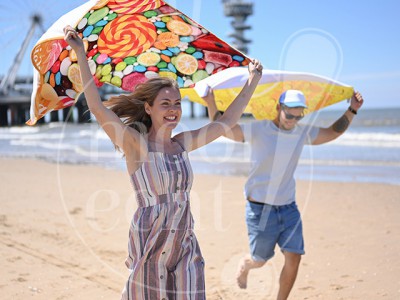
[222, 0, 253, 54]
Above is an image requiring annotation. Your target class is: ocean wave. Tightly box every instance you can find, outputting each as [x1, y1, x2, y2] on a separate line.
[298, 159, 400, 167]
[0, 133, 67, 140]
[10, 139, 119, 158]
[331, 132, 400, 148]
[209, 132, 400, 148]
[78, 129, 110, 140]
[189, 154, 400, 167]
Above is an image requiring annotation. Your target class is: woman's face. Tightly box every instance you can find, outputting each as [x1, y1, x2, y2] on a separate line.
[146, 87, 182, 131]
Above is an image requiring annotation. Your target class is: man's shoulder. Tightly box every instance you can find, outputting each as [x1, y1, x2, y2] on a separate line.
[295, 123, 321, 141]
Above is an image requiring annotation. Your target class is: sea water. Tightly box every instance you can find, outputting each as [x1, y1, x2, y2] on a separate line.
[0, 107, 399, 185]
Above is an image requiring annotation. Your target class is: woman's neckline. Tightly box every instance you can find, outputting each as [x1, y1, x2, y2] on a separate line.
[146, 137, 186, 155]
[147, 150, 187, 156]
[130, 150, 188, 177]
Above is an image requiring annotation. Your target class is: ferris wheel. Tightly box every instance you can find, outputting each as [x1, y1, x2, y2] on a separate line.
[0, 0, 85, 93]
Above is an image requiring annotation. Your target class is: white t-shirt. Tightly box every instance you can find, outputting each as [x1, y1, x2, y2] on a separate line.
[240, 120, 319, 206]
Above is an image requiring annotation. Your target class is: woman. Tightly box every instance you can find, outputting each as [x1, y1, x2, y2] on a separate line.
[64, 25, 262, 299]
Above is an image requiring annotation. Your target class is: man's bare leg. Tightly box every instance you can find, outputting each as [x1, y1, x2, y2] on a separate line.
[236, 254, 267, 289]
[277, 251, 301, 300]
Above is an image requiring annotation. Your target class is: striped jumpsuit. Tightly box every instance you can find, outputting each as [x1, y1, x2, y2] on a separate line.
[121, 150, 205, 300]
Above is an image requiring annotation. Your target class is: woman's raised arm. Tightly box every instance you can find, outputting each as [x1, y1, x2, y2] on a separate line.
[64, 26, 145, 155]
[175, 59, 263, 151]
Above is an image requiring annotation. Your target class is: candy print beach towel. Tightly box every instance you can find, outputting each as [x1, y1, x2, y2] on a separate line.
[28, 0, 250, 125]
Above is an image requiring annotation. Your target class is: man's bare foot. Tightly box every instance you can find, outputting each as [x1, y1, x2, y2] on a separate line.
[236, 257, 250, 289]
[236, 255, 267, 289]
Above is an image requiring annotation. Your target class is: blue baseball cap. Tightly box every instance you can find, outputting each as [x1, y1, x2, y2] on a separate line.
[279, 90, 307, 108]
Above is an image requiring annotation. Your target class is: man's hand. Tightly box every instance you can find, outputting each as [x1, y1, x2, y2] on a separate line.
[201, 86, 215, 106]
[350, 91, 364, 112]
[201, 87, 222, 121]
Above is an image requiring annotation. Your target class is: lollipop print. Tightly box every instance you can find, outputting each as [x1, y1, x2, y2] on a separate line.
[97, 15, 157, 58]
[107, 0, 163, 14]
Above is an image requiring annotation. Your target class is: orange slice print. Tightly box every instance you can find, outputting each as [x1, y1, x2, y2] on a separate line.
[137, 52, 161, 66]
[157, 32, 180, 47]
[175, 53, 198, 75]
[167, 20, 192, 36]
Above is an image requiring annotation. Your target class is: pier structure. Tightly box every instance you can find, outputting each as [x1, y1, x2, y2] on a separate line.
[0, 14, 44, 126]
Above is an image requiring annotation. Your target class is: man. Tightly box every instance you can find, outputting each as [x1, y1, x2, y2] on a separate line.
[203, 89, 364, 299]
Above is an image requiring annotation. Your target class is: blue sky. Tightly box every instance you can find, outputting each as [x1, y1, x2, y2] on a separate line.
[1, 0, 399, 108]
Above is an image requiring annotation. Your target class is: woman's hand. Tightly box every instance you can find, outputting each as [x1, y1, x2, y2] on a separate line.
[248, 58, 263, 79]
[63, 26, 85, 53]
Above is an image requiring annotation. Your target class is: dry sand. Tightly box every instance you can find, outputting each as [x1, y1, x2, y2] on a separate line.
[1, 158, 399, 299]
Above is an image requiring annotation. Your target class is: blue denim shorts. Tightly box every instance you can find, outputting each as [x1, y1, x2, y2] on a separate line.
[245, 201, 304, 261]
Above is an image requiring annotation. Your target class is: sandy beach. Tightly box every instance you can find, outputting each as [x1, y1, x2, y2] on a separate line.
[1, 158, 399, 299]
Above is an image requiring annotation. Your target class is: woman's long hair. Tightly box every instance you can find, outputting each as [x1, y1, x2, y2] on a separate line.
[103, 77, 180, 134]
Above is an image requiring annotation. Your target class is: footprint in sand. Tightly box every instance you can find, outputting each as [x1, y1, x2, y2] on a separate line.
[16, 277, 27, 282]
[7, 256, 22, 262]
[330, 283, 345, 290]
[299, 286, 315, 291]
[69, 207, 82, 215]
[0, 215, 12, 227]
